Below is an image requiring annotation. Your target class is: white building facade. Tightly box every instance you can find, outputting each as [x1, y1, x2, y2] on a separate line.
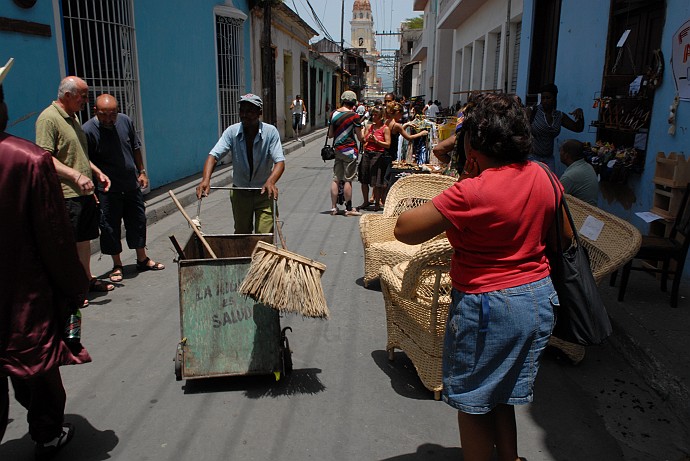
[411, 0, 523, 108]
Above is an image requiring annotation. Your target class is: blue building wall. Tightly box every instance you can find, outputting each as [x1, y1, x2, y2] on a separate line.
[134, 0, 252, 187]
[1, 3, 63, 142]
[308, 58, 336, 129]
[1, 1, 253, 189]
[519, 0, 690, 276]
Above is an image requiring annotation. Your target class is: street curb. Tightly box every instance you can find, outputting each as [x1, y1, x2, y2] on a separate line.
[89, 127, 328, 256]
[607, 316, 690, 424]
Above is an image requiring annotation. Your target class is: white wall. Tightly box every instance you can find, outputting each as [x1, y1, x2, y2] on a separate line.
[440, 0, 523, 106]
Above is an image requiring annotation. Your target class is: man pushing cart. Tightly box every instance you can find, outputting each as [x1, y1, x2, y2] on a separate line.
[196, 93, 285, 234]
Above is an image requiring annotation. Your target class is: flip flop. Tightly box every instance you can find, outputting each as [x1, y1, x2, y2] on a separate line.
[109, 265, 124, 283]
[136, 257, 165, 272]
[89, 278, 114, 292]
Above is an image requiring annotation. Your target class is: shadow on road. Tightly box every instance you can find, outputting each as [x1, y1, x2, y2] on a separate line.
[371, 350, 435, 401]
[378, 443, 463, 460]
[181, 368, 326, 398]
[0, 414, 118, 461]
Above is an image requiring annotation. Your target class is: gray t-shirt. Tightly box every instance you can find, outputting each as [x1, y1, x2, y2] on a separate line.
[560, 159, 598, 206]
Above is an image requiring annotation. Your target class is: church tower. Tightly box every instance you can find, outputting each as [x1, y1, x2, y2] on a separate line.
[351, 0, 380, 99]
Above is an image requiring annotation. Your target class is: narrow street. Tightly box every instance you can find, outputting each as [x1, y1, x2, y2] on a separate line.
[2, 139, 688, 461]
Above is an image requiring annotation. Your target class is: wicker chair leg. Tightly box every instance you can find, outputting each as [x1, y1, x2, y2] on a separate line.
[433, 390, 441, 401]
[387, 348, 394, 361]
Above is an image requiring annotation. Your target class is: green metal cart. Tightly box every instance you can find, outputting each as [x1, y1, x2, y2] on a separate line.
[171, 201, 292, 382]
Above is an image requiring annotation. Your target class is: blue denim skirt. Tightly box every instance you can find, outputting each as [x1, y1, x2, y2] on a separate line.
[442, 277, 557, 414]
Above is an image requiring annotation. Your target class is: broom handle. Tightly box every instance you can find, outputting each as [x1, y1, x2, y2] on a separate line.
[168, 190, 217, 259]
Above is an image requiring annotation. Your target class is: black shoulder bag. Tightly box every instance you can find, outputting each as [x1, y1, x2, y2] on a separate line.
[321, 122, 335, 162]
[540, 163, 612, 346]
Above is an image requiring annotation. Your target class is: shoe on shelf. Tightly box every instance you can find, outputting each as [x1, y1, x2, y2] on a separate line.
[35, 423, 74, 459]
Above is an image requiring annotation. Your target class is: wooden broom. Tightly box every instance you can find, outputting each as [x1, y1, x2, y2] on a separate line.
[239, 220, 329, 319]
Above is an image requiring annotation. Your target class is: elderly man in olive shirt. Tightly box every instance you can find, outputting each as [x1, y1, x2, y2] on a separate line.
[35, 76, 113, 300]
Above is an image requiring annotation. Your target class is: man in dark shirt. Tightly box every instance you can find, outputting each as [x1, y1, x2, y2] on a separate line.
[82, 94, 164, 283]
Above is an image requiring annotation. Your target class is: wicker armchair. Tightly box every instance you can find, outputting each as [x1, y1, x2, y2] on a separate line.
[379, 238, 454, 400]
[565, 194, 642, 284]
[549, 194, 642, 363]
[360, 173, 457, 287]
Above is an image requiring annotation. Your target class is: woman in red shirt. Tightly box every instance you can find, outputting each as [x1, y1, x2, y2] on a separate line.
[357, 106, 390, 211]
[395, 93, 561, 461]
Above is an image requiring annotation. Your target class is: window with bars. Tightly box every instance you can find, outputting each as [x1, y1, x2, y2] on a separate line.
[215, 14, 245, 133]
[60, 0, 142, 133]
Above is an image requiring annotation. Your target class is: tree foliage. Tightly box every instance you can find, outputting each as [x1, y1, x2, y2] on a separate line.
[404, 15, 423, 29]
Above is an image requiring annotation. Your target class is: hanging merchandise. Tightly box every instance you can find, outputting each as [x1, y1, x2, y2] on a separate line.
[671, 19, 690, 101]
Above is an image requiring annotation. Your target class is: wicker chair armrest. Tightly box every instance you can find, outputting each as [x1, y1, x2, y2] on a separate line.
[399, 238, 454, 299]
[360, 215, 400, 248]
[565, 194, 642, 282]
[380, 263, 404, 294]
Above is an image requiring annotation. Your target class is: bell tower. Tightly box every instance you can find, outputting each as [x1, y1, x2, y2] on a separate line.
[351, 0, 375, 52]
[351, 0, 379, 99]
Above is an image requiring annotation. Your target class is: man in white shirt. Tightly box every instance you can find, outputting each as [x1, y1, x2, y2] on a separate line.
[426, 100, 440, 119]
[289, 95, 306, 141]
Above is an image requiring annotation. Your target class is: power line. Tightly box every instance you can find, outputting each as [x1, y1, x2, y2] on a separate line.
[303, 0, 336, 42]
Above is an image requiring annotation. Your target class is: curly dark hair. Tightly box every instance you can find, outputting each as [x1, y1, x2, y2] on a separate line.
[462, 93, 531, 163]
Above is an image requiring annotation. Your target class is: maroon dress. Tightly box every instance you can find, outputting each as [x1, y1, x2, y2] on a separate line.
[0, 133, 91, 377]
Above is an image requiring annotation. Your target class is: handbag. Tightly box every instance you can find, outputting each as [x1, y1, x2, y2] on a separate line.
[321, 128, 335, 162]
[540, 163, 612, 346]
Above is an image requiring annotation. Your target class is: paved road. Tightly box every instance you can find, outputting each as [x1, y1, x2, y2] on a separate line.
[2, 140, 689, 461]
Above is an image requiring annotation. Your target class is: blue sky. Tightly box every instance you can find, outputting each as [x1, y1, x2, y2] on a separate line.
[288, 0, 418, 89]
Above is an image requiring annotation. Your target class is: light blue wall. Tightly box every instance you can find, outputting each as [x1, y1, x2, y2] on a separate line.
[309, 58, 336, 128]
[0, 3, 63, 141]
[134, 0, 252, 187]
[520, 0, 690, 277]
[1, 1, 253, 189]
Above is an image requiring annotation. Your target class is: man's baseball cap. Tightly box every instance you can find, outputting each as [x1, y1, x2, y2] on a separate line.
[239, 93, 263, 109]
[341, 90, 357, 103]
[0, 58, 14, 86]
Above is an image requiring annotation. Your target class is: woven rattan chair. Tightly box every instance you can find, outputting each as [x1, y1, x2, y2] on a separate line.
[380, 238, 454, 400]
[360, 173, 457, 287]
[549, 194, 642, 363]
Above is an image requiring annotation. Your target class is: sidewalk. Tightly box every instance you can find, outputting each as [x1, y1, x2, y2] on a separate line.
[134, 128, 690, 425]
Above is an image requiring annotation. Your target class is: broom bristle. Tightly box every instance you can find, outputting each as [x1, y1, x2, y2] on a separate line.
[239, 242, 329, 319]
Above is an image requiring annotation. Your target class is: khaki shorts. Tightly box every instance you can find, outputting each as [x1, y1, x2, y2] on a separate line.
[229, 189, 275, 234]
[333, 151, 358, 182]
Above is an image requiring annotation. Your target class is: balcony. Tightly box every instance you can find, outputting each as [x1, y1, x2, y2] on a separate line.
[410, 20, 430, 61]
[413, 0, 429, 10]
[437, 0, 484, 29]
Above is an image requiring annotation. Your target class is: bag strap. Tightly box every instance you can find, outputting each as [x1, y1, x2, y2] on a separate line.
[536, 162, 582, 254]
[324, 114, 333, 147]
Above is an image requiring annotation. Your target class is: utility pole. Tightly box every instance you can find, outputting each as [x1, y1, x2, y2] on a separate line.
[340, 0, 345, 92]
[261, 1, 276, 125]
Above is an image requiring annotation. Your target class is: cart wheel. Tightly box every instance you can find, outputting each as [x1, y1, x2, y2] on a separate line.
[174, 343, 183, 381]
[280, 327, 293, 376]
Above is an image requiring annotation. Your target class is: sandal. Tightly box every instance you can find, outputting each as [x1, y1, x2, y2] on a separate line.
[330, 208, 338, 216]
[136, 257, 165, 272]
[345, 209, 362, 217]
[89, 278, 114, 292]
[109, 265, 124, 283]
